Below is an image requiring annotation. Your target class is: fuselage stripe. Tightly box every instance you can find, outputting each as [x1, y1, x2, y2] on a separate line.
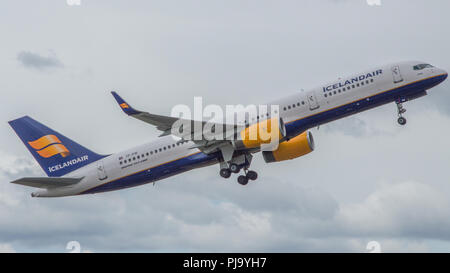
[286, 73, 446, 125]
[78, 151, 202, 194]
[78, 73, 447, 195]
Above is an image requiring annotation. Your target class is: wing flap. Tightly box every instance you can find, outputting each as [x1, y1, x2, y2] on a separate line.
[11, 177, 83, 189]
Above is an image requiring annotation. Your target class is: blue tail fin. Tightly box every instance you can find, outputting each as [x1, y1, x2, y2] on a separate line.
[8, 116, 106, 177]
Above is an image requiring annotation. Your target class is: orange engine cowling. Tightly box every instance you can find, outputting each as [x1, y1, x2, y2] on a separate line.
[233, 117, 286, 150]
[262, 131, 315, 163]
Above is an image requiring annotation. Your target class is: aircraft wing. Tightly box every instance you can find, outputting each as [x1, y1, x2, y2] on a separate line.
[111, 91, 243, 142]
[111, 91, 180, 132]
[11, 177, 84, 189]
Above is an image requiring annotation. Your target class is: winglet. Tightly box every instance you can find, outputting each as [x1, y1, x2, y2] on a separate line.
[111, 91, 142, 116]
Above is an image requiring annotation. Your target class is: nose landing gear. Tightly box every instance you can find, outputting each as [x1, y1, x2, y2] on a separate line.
[397, 116, 407, 126]
[396, 101, 407, 126]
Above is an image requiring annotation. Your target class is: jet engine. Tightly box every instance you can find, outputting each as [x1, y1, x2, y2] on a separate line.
[233, 117, 286, 150]
[262, 131, 315, 163]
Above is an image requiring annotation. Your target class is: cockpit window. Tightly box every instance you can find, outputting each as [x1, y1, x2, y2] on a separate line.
[413, 64, 434, 70]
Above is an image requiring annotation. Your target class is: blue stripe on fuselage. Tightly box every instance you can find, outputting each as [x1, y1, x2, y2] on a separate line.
[81, 73, 447, 194]
[81, 152, 219, 194]
[285, 74, 447, 137]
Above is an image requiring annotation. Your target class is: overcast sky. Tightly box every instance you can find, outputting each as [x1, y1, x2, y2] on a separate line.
[2, 0, 450, 252]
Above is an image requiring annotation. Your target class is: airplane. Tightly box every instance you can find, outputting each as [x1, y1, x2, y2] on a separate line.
[8, 61, 448, 197]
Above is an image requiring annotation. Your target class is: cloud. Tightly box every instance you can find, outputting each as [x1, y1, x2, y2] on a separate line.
[0, 243, 15, 253]
[2, 0, 450, 253]
[17, 51, 63, 70]
[336, 181, 450, 240]
[1, 147, 449, 253]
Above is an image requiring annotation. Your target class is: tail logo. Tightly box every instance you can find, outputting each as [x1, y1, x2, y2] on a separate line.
[120, 103, 129, 109]
[28, 135, 70, 158]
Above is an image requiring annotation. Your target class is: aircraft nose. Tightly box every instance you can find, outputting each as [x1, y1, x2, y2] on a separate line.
[443, 69, 448, 79]
[437, 68, 448, 81]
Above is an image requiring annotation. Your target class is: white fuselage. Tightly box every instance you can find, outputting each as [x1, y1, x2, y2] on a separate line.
[33, 61, 448, 197]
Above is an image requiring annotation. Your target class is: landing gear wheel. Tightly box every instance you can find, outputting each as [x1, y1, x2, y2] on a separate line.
[219, 168, 231, 179]
[396, 101, 407, 126]
[398, 117, 407, 126]
[237, 175, 249, 185]
[229, 163, 240, 174]
[246, 170, 258, 181]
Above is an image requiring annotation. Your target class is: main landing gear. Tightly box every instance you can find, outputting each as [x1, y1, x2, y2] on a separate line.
[219, 152, 258, 185]
[220, 165, 258, 185]
[396, 101, 407, 126]
[218, 145, 258, 186]
[237, 170, 258, 185]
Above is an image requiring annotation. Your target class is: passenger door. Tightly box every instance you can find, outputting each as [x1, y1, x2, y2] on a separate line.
[307, 91, 320, 110]
[392, 65, 403, 83]
[96, 161, 108, 181]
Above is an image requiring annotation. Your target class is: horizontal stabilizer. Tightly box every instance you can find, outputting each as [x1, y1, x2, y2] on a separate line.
[11, 177, 83, 189]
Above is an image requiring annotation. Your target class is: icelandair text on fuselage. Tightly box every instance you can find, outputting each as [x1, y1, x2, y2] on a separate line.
[48, 155, 89, 173]
[323, 69, 383, 92]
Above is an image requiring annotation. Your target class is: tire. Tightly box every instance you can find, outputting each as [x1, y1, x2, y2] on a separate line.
[219, 169, 231, 179]
[237, 175, 248, 185]
[398, 117, 407, 126]
[230, 163, 240, 173]
[246, 171, 258, 181]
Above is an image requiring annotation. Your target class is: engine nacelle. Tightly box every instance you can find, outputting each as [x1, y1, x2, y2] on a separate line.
[233, 117, 286, 150]
[262, 131, 315, 163]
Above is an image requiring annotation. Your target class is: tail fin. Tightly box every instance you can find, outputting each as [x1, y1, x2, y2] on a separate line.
[8, 116, 106, 177]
